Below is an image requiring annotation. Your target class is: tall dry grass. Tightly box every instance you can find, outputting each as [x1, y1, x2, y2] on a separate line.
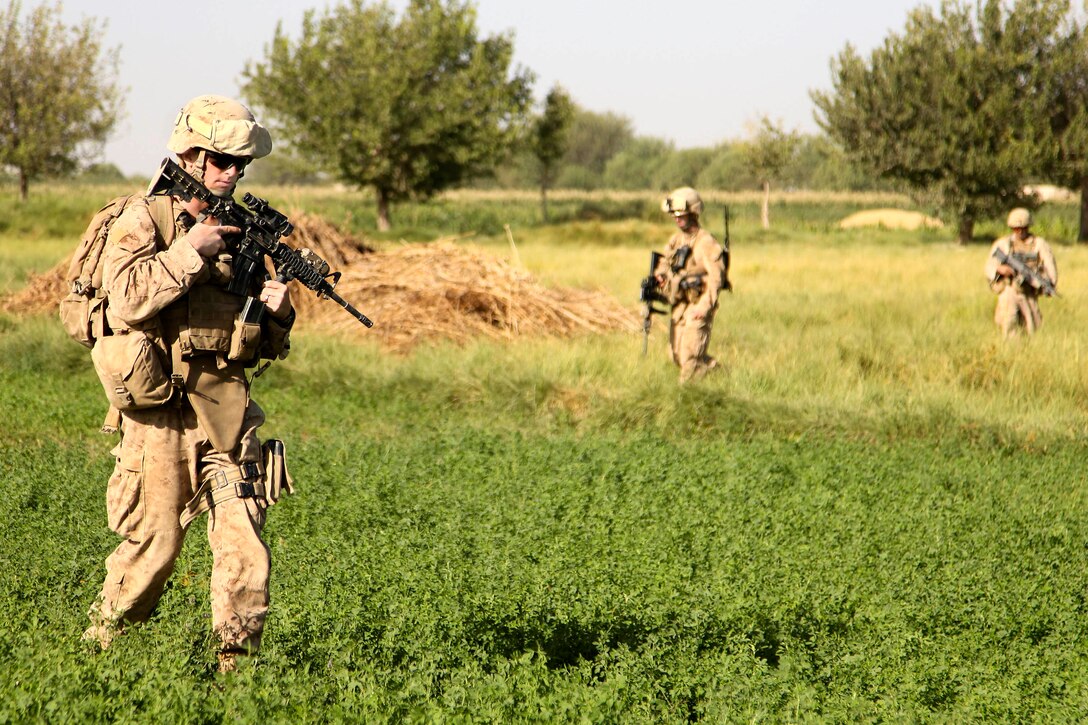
[3, 181, 1086, 445]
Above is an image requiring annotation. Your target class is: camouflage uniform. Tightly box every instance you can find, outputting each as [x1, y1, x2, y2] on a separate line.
[655, 188, 727, 382]
[984, 210, 1057, 337]
[85, 97, 291, 665]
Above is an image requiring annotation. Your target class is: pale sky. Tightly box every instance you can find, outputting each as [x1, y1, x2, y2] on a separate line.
[53, 0, 929, 175]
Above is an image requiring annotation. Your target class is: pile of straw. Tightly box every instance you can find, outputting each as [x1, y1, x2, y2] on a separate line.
[294, 240, 638, 351]
[3, 213, 638, 351]
[1, 260, 68, 315]
[281, 210, 374, 267]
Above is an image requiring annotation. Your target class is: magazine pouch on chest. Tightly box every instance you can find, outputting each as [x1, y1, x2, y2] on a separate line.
[181, 284, 261, 363]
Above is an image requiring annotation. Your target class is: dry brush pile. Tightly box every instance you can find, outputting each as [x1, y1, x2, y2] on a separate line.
[3, 212, 638, 352]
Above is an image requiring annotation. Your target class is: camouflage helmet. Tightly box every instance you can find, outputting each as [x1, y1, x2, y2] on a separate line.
[662, 187, 703, 217]
[167, 95, 272, 159]
[1006, 208, 1032, 229]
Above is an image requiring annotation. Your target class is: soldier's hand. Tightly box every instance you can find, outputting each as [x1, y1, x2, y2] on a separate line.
[185, 220, 242, 258]
[261, 279, 292, 320]
[655, 273, 667, 287]
[996, 263, 1014, 277]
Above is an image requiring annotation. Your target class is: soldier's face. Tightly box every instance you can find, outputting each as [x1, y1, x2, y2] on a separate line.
[675, 213, 696, 231]
[202, 151, 244, 197]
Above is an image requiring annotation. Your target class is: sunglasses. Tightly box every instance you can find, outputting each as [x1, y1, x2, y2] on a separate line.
[205, 151, 251, 172]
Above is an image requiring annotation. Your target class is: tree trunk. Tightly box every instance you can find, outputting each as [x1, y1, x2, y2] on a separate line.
[1078, 175, 1088, 243]
[956, 213, 974, 245]
[760, 180, 770, 230]
[18, 168, 28, 201]
[376, 188, 391, 232]
[540, 183, 549, 224]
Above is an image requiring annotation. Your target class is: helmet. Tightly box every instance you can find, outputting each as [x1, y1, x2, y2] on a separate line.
[1006, 208, 1032, 229]
[662, 187, 703, 217]
[167, 95, 272, 159]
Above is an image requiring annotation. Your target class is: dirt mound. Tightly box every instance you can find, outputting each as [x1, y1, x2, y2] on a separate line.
[838, 209, 944, 230]
[3, 213, 637, 351]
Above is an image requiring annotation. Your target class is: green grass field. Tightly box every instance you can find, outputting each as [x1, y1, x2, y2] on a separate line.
[3, 185, 1088, 721]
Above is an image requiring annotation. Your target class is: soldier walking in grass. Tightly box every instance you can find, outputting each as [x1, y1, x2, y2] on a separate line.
[984, 208, 1058, 338]
[80, 95, 295, 673]
[653, 187, 728, 382]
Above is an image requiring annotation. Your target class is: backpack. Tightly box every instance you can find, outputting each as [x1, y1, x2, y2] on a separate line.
[59, 195, 173, 348]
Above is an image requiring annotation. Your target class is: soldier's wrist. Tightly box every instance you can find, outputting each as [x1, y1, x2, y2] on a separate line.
[268, 307, 295, 328]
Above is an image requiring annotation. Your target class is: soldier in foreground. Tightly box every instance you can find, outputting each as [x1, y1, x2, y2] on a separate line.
[650, 187, 728, 382]
[81, 95, 294, 673]
[984, 208, 1058, 337]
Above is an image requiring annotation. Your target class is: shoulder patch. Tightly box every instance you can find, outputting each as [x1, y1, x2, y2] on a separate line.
[106, 198, 156, 245]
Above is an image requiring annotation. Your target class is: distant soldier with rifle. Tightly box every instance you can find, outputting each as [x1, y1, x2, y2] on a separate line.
[984, 208, 1058, 337]
[641, 187, 729, 382]
[80, 95, 310, 672]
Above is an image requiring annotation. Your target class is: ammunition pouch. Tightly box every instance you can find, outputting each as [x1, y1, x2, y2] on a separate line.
[670, 245, 692, 273]
[168, 284, 265, 364]
[230, 318, 263, 362]
[60, 289, 108, 350]
[179, 439, 294, 528]
[665, 273, 706, 304]
[679, 275, 705, 292]
[90, 329, 174, 411]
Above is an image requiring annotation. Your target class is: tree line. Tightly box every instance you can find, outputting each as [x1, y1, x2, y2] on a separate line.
[2, 0, 1086, 240]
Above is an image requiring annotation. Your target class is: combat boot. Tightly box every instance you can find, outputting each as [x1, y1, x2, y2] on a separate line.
[81, 623, 120, 650]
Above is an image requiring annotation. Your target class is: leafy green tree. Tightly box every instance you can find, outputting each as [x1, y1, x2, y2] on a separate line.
[657, 147, 715, 191]
[1034, 18, 1088, 240]
[529, 85, 573, 222]
[242, 0, 533, 230]
[603, 137, 673, 190]
[696, 143, 753, 192]
[76, 162, 127, 184]
[785, 135, 890, 191]
[741, 116, 801, 229]
[813, 0, 1075, 243]
[242, 150, 326, 186]
[0, 1, 122, 200]
[557, 107, 634, 189]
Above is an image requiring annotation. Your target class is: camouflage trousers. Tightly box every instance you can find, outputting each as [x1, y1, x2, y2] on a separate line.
[87, 399, 271, 654]
[994, 286, 1042, 337]
[669, 303, 719, 383]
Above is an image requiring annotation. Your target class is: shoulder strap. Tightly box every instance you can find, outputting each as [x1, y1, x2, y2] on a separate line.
[146, 195, 178, 246]
[67, 196, 133, 293]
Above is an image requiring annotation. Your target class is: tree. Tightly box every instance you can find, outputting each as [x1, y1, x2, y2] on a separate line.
[785, 135, 890, 192]
[657, 147, 715, 190]
[1034, 16, 1088, 240]
[603, 137, 674, 190]
[740, 116, 801, 229]
[813, 0, 1075, 243]
[0, 1, 122, 200]
[528, 85, 573, 222]
[76, 162, 126, 184]
[242, 0, 533, 230]
[557, 107, 634, 189]
[696, 143, 754, 192]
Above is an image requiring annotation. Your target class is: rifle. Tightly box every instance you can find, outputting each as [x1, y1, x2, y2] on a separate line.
[639, 251, 668, 356]
[148, 158, 374, 328]
[722, 205, 732, 292]
[991, 247, 1058, 298]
